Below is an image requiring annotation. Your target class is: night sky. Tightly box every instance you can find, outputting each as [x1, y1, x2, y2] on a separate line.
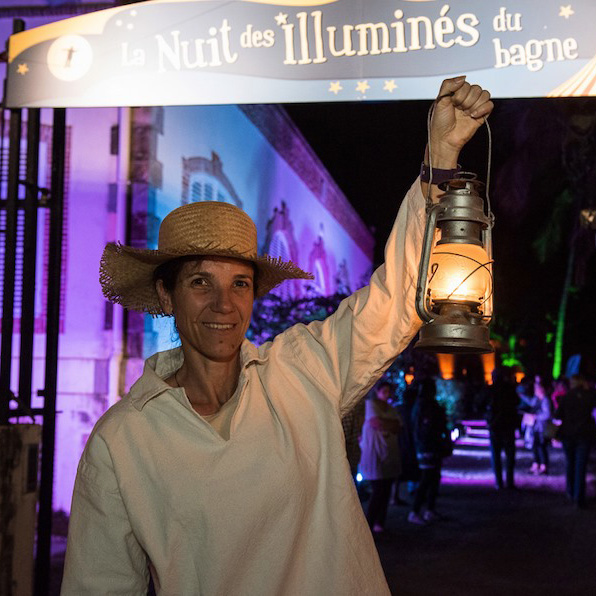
[284, 99, 491, 266]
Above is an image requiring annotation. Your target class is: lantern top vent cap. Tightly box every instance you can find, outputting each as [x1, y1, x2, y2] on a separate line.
[438, 172, 485, 194]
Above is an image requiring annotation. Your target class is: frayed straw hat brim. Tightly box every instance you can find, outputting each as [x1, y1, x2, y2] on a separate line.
[99, 200, 313, 315]
[100, 242, 313, 315]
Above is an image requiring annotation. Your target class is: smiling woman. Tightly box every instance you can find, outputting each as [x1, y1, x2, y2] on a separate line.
[156, 257, 256, 388]
[61, 77, 493, 596]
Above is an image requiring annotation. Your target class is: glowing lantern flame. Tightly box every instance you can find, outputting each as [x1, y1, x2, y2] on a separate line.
[428, 243, 491, 307]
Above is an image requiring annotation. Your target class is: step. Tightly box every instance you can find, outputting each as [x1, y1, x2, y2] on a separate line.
[466, 428, 491, 438]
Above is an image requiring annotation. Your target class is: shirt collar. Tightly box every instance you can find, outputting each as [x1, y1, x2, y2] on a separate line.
[128, 340, 268, 410]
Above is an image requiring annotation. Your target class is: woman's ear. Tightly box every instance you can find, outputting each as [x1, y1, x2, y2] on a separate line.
[155, 279, 174, 315]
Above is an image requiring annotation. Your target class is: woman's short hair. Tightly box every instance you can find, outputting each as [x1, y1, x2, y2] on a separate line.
[153, 256, 259, 296]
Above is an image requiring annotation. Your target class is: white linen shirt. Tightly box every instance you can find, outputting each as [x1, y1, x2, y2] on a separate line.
[61, 179, 426, 595]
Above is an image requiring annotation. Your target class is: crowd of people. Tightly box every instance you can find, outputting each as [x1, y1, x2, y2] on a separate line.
[348, 375, 452, 532]
[489, 369, 596, 508]
[345, 367, 596, 536]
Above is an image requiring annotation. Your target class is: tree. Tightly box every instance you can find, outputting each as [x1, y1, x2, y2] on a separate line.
[491, 98, 596, 378]
[247, 289, 349, 345]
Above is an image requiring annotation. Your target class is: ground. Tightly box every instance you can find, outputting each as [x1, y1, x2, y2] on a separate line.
[376, 441, 596, 596]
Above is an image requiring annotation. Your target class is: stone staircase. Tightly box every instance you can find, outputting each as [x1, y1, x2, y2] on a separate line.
[445, 419, 573, 489]
[456, 419, 526, 450]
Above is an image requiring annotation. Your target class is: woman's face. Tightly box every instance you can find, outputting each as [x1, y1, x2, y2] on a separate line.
[156, 256, 254, 364]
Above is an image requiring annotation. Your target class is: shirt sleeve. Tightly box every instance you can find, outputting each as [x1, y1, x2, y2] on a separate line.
[286, 179, 426, 416]
[61, 434, 149, 595]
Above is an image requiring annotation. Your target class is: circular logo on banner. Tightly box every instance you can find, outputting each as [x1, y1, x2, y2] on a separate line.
[47, 35, 93, 82]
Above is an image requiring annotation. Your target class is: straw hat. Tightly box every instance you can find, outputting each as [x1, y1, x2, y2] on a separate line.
[100, 201, 313, 315]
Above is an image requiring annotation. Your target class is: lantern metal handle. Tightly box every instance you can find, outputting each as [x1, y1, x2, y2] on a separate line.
[481, 225, 494, 321]
[415, 202, 442, 323]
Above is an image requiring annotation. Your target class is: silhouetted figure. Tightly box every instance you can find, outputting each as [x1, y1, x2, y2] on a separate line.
[360, 381, 403, 533]
[485, 367, 520, 489]
[394, 385, 420, 502]
[409, 378, 450, 524]
[555, 374, 596, 508]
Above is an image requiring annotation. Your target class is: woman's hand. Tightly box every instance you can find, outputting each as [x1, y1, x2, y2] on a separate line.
[421, 76, 493, 200]
[427, 76, 494, 169]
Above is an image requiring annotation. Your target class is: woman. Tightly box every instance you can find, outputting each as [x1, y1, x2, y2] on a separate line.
[359, 380, 403, 533]
[408, 378, 450, 524]
[521, 376, 553, 475]
[62, 77, 493, 594]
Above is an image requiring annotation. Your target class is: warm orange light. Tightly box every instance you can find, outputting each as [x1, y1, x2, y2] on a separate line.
[428, 243, 491, 306]
[481, 352, 496, 384]
[437, 353, 455, 380]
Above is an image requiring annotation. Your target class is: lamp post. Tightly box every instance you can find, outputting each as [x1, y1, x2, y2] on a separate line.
[415, 175, 494, 354]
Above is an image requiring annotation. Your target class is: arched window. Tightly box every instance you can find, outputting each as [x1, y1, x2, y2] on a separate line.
[335, 259, 351, 295]
[263, 201, 301, 300]
[268, 231, 292, 301]
[191, 181, 202, 202]
[181, 152, 242, 207]
[308, 236, 330, 297]
[311, 260, 327, 296]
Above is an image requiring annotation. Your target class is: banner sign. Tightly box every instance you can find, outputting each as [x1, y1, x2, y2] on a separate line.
[5, 0, 596, 107]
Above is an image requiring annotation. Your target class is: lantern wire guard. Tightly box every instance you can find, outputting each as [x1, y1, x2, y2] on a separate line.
[415, 92, 495, 353]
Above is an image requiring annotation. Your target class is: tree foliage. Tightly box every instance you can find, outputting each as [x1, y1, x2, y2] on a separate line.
[247, 289, 349, 346]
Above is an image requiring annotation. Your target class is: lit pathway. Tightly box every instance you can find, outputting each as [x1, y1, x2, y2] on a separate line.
[375, 427, 596, 596]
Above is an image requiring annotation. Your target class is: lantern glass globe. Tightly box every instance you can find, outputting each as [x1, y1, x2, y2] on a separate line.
[428, 243, 491, 307]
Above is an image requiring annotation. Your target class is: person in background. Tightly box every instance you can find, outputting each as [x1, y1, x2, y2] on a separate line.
[341, 397, 366, 485]
[551, 377, 569, 411]
[485, 366, 520, 489]
[409, 378, 450, 524]
[359, 380, 403, 533]
[517, 375, 534, 403]
[393, 382, 420, 504]
[521, 376, 553, 475]
[555, 374, 596, 508]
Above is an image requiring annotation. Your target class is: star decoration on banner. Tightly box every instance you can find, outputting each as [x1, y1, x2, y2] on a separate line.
[17, 63, 29, 75]
[329, 81, 343, 95]
[559, 5, 574, 18]
[356, 80, 370, 94]
[383, 80, 397, 92]
[275, 12, 288, 26]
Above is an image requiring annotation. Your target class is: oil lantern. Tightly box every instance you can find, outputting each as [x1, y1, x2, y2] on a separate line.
[415, 175, 494, 353]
